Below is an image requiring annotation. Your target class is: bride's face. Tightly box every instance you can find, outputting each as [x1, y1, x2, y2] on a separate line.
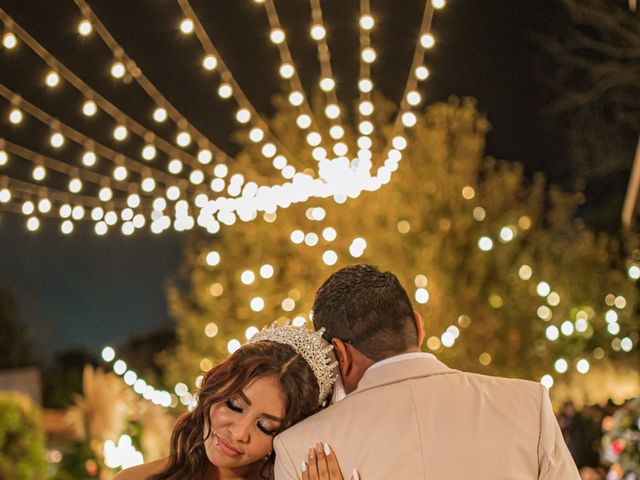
[204, 376, 286, 470]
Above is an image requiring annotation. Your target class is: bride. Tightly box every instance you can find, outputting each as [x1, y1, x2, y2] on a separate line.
[114, 324, 356, 480]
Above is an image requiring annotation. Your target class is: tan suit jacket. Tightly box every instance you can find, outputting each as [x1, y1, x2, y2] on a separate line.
[274, 355, 580, 480]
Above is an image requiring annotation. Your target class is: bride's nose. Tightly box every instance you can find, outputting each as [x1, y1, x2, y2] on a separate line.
[228, 415, 251, 443]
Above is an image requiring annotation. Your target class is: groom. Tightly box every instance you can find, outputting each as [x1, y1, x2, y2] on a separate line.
[274, 264, 580, 479]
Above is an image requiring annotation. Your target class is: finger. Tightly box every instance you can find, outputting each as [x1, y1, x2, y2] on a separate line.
[351, 468, 360, 480]
[301, 460, 309, 480]
[307, 447, 319, 480]
[315, 442, 330, 479]
[324, 443, 344, 480]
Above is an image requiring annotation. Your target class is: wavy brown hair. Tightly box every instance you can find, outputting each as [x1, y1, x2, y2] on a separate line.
[149, 341, 321, 479]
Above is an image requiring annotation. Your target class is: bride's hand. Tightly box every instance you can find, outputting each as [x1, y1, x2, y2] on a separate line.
[301, 442, 359, 480]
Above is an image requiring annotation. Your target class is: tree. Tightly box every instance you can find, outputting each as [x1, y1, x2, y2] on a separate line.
[0, 289, 37, 369]
[542, 0, 640, 226]
[163, 96, 639, 402]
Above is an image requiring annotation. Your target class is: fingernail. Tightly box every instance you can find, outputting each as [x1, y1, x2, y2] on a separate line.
[323, 442, 331, 456]
[301, 460, 307, 472]
[308, 447, 314, 458]
[352, 468, 360, 480]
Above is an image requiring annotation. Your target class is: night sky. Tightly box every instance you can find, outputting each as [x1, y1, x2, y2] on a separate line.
[1, 0, 618, 359]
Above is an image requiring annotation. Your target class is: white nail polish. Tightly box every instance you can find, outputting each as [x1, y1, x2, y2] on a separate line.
[352, 468, 360, 480]
[323, 442, 331, 456]
[301, 460, 307, 472]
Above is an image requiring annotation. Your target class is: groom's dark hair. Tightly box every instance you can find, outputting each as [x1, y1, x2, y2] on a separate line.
[312, 264, 419, 361]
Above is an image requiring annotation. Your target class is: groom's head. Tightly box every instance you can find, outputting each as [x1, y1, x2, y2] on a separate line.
[312, 264, 423, 393]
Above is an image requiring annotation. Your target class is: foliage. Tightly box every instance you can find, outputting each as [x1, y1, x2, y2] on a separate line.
[0, 289, 37, 368]
[0, 392, 47, 480]
[163, 96, 639, 400]
[602, 397, 640, 478]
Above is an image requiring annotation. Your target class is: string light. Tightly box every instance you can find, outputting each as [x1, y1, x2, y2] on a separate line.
[9, 108, 23, 124]
[45, 70, 60, 87]
[77, 19, 93, 36]
[2, 32, 17, 49]
[82, 100, 98, 116]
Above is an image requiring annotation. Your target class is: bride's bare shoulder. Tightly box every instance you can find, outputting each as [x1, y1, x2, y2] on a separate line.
[113, 458, 169, 480]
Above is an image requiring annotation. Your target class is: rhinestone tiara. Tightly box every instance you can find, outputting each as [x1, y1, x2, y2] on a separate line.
[249, 322, 338, 405]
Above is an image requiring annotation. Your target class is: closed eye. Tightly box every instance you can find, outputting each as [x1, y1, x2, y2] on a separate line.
[225, 399, 243, 413]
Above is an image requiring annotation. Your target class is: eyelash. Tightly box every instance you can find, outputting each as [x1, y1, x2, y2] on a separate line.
[224, 399, 278, 436]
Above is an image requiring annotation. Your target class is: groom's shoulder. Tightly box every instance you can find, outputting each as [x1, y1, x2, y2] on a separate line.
[458, 370, 542, 399]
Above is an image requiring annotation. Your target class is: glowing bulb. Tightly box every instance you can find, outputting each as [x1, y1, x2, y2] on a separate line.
[110, 62, 126, 79]
[214, 164, 228, 177]
[227, 339, 241, 354]
[9, 108, 23, 124]
[26, 216, 40, 231]
[260, 264, 274, 279]
[82, 100, 97, 116]
[176, 132, 191, 147]
[420, 33, 435, 49]
[113, 166, 128, 181]
[0, 151, 7, 166]
[279, 63, 294, 79]
[218, 83, 233, 98]
[401, 112, 417, 127]
[322, 227, 337, 241]
[478, 236, 493, 251]
[45, 71, 60, 87]
[113, 125, 128, 141]
[50, 132, 65, 148]
[202, 54, 218, 70]
[101, 346, 115, 362]
[201, 251, 220, 268]
[32, 165, 46, 181]
[235, 108, 251, 123]
[69, 178, 83, 193]
[198, 149, 212, 164]
[249, 128, 264, 143]
[153, 107, 167, 122]
[536, 282, 551, 297]
[290, 230, 304, 244]
[241, 270, 256, 285]
[37, 198, 51, 213]
[432, 0, 446, 9]
[576, 359, 590, 374]
[306, 132, 321, 147]
[322, 250, 338, 266]
[415, 65, 430, 81]
[545, 325, 559, 341]
[0, 188, 10, 203]
[406, 91, 422, 106]
[141, 177, 156, 192]
[180, 18, 194, 34]
[361, 47, 377, 63]
[415, 288, 429, 304]
[78, 19, 92, 36]
[310, 25, 326, 40]
[540, 375, 553, 389]
[99, 187, 113, 202]
[142, 144, 156, 160]
[288, 91, 304, 106]
[82, 151, 97, 167]
[329, 126, 344, 139]
[320, 77, 335, 91]
[2, 32, 17, 49]
[22, 201, 35, 215]
[296, 114, 311, 129]
[359, 15, 374, 30]
[270, 28, 285, 44]
[250, 297, 264, 312]
[359, 101, 374, 116]
[325, 104, 340, 119]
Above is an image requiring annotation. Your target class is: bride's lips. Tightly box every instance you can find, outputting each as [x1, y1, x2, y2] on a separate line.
[216, 434, 243, 457]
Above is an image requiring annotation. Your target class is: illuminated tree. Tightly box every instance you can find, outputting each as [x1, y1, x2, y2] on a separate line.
[163, 96, 639, 399]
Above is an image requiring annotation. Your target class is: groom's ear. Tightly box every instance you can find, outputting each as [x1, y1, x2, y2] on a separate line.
[331, 338, 352, 376]
[414, 310, 425, 348]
